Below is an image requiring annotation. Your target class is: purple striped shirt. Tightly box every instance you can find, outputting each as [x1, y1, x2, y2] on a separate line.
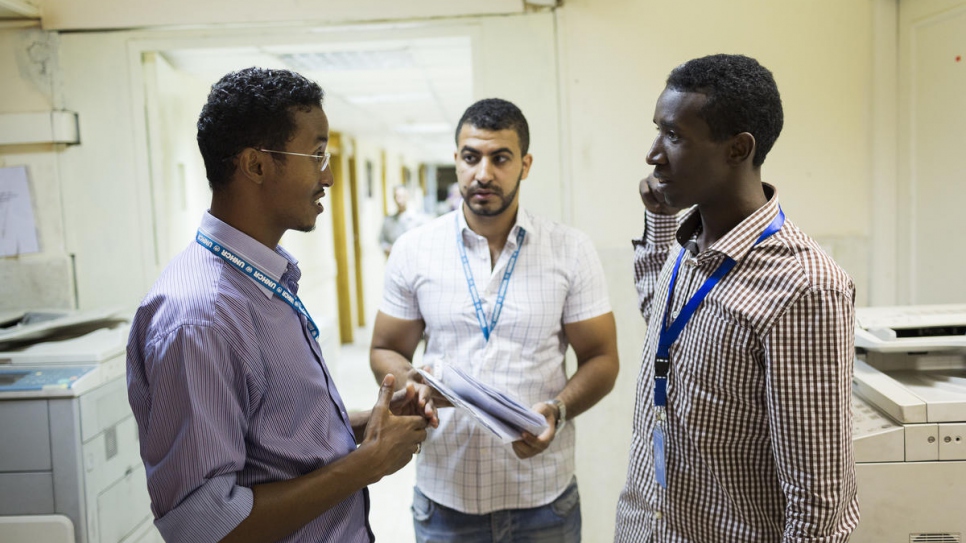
[127, 212, 372, 543]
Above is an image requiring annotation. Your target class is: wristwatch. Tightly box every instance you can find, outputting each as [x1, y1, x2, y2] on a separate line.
[545, 398, 567, 430]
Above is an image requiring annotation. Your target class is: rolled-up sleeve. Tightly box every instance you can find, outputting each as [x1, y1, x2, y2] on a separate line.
[562, 232, 611, 324]
[379, 232, 422, 320]
[764, 288, 860, 542]
[134, 324, 254, 542]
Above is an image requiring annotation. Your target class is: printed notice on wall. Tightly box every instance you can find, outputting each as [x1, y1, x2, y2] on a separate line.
[0, 166, 40, 257]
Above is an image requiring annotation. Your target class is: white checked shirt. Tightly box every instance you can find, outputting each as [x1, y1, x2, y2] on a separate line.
[381, 206, 611, 514]
[614, 185, 860, 542]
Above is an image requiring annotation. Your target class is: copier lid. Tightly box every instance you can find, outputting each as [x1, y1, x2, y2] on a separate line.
[855, 304, 966, 353]
[0, 308, 129, 364]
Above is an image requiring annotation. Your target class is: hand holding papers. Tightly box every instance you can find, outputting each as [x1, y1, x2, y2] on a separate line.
[417, 366, 549, 443]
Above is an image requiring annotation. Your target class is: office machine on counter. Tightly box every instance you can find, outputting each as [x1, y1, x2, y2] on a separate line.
[0, 309, 161, 543]
[850, 304, 966, 543]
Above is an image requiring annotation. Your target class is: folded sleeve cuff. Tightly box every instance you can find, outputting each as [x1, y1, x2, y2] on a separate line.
[155, 476, 254, 543]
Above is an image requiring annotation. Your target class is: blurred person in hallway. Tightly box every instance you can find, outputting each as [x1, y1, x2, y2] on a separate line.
[370, 97, 620, 543]
[380, 184, 429, 256]
[436, 181, 463, 215]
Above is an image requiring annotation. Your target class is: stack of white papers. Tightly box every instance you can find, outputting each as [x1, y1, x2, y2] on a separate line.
[417, 367, 549, 443]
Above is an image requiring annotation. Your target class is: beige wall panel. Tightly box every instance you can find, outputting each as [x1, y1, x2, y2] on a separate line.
[898, 0, 966, 303]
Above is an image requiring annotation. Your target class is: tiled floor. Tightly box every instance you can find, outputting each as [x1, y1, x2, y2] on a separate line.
[329, 333, 419, 542]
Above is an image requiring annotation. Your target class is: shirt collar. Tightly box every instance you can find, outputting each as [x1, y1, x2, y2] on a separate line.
[456, 204, 532, 247]
[675, 183, 781, 262]
[199, 211, 297, 299]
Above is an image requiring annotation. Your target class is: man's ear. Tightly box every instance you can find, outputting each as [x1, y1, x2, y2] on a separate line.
[728, 133, 756, 165]
[237, 148, 267, 184]
[520, 153, 533, 180]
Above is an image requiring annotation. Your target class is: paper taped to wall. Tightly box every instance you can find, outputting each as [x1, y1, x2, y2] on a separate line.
[0, 166, 40, 257]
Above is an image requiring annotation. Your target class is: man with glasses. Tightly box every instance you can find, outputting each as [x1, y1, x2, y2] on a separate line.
[370, 98, 620, 542]
[127, 67, 434, 543]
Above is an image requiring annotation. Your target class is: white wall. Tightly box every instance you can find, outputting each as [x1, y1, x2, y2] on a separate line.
[559, 0, 875, 290]
[145, 53, 211, 264]
[896, 0, 966, 303]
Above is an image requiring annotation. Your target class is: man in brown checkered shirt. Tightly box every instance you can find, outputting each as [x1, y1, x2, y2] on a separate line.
[615, 54, 860, 542]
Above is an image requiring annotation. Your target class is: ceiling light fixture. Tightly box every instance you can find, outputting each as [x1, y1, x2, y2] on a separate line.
[279, 50, 414, 72]
[344, 92, 432, 105]
[393, 123, 452, 135]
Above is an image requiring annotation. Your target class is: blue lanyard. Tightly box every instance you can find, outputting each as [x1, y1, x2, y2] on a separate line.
[456, 214, 526, 341]
[196, 230, 319, 339]
[653, 208, 785, 408]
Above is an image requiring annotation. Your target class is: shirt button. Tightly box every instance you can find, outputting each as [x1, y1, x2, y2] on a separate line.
[654, 511, 664, 520]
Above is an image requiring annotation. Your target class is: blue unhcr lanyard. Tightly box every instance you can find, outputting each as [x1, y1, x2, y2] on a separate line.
[455, 213, 527, 342]
[651, 208, 784, 489]
[196, 230, 320, 339]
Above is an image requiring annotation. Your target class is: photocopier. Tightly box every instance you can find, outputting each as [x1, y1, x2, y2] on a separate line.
[0, 309, 161, 543]
[850, 304, 966, 543]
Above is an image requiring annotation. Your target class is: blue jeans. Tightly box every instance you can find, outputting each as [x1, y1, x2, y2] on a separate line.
[412, 478, 581, 543]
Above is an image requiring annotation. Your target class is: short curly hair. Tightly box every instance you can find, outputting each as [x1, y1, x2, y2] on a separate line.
[197, 67, 325, 190]
[666, 54, 783, 167]
[455, 98, 530, 155]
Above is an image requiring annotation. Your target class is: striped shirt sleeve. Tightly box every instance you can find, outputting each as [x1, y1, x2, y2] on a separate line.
[141, 324, 254, 542]
[764, 287, 859, 542]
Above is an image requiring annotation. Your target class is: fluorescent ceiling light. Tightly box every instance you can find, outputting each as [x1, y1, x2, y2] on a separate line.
[345, 92, 432, 105]
[279, 50, 414, 72]
[394, 123, 451, 135]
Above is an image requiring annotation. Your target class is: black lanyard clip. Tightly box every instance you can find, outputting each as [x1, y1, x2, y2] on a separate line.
[655, 356, 670, 377]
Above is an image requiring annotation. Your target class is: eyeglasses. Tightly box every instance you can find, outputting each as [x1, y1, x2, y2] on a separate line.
[258, 148, 331, 172]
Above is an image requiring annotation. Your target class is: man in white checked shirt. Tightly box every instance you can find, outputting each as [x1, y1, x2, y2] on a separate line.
[614, 55, 859, 542]
[370, 98, 620, 543]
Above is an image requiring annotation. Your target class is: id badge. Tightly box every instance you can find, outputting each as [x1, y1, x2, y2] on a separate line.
[653, 421, 667, 489]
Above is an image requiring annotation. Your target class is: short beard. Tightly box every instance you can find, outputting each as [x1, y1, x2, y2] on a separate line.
[464, 173, 522, 218]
